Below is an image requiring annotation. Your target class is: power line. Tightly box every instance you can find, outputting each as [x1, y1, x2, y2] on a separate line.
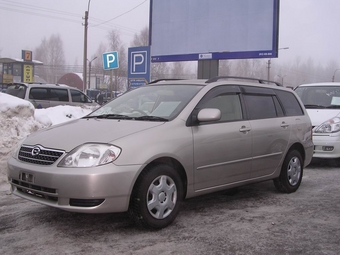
[91, 0, 148, 27]
[0, 0, 147, 34]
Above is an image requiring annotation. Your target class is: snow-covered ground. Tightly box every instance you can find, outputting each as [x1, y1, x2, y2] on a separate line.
[0, 92, 96, 184]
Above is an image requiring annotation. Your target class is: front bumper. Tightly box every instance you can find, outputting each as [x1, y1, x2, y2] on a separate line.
[7, 157, 143, 213]
[313, 132, 340, 158]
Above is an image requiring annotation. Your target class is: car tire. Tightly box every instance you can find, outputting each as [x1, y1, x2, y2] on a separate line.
[128, 164, 183, 229]
[274, 150, 303, 193]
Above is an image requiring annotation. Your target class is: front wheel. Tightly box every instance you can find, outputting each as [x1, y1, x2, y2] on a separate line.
[128, 164, 183, 229]
[274, 150, 303, 193]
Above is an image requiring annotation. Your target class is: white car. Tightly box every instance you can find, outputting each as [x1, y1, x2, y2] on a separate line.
[295, 82, 340, 158]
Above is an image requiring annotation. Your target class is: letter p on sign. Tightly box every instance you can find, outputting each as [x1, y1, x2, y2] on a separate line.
[103, 51, 119, 70]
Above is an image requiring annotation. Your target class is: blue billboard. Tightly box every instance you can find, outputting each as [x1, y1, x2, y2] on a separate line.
[149, 0, 280, 62]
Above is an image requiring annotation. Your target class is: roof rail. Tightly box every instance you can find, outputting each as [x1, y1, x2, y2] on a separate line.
[205, 76, 283, 87]
[148, 79, 184, 84]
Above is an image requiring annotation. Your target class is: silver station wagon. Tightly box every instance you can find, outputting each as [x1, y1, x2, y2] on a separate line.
[6, 82, 98, 108]
[7, 77, 314, 229]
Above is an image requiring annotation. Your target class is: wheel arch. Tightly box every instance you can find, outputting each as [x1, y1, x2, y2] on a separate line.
[131, 157, 188, 200]
[288, 143, 306, 162]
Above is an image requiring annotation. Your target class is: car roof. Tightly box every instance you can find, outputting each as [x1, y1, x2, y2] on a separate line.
[148, 76, 287, 90]
[7, 82, 74, 89]
[297, 82, 340, 87]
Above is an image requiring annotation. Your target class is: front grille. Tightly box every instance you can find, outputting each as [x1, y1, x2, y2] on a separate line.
[11, 179, 58, 202]
[12, 179, 57, 194]
[17, 188, 58, 202]
[18, 145, 65, 165]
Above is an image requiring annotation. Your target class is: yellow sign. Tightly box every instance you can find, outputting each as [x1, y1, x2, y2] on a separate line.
[3, 74, 13, 83]
[23, 65, 33, 82]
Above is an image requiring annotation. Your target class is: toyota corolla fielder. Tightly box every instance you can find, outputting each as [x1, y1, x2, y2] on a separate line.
[8, 77, 314, 229]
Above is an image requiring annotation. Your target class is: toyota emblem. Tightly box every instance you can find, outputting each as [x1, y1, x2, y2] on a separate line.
[31, 146, 41, 156]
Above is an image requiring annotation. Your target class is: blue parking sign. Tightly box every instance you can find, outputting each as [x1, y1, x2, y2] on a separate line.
[128, 46, 150, 88]
[103, 51, 119, 70]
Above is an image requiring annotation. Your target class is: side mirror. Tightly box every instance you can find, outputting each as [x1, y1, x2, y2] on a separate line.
[197, 108, 221, 122]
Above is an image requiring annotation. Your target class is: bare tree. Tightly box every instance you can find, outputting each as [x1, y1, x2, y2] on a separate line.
[131, 27, 149, 47]
[219, 60, 232, 76]
[35, 34, 66, 83]
[107, 29, 127, 92]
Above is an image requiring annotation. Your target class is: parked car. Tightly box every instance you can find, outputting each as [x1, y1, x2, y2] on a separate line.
[295, 82, 340, 159]
[6, 82, 98, 108]
[7, 77, 313, 229]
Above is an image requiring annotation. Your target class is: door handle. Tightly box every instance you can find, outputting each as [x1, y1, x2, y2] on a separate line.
[239, 126, 251, 133]
[281, 122, 289, 128]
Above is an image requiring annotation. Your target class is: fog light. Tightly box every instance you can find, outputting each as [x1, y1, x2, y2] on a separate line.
[322, 146, 334, 151]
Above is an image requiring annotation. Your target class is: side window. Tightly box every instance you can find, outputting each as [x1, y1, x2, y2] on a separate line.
[29, 88, 48, 100]
[244, 94, 277, 120]
[276, 90, 304, 116]
[202, 94, 242, 122]
[71, 89, 86, 103]
[50, 89, 69, 102]
[197, 86, 243, 123]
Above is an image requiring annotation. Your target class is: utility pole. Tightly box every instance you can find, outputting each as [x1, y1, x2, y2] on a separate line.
[83, 11, 88, 92]
[83, 0, 91, 92]
[267, 59, 271, 81]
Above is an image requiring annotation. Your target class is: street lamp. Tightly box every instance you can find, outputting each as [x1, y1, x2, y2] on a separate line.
[88, 56, 97, 89]
[267, 47, 289, 80]
[83, 0, 91, 92]
[332, 69, 340, 82]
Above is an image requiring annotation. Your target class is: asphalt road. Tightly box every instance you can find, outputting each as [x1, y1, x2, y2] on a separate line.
[1, 159, 339, 255]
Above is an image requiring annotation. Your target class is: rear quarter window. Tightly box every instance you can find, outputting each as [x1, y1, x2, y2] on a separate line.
[275, 90, 304, 116]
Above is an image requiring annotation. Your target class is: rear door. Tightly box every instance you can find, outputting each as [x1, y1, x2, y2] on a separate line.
[241, 87, 291, 178]
[49, 88, 69, 107]
[192, 86, 252, 191]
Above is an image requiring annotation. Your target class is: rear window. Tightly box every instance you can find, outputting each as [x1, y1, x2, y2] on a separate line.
[6, 84, 27, 99]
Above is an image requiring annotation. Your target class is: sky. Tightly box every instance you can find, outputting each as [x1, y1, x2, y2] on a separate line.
[0, 92, 94, 183]
[0, 1, 340, 68]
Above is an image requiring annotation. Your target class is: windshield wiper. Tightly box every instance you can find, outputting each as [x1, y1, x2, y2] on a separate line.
[134, 116, 169, 121]
[84, 114, 133, 119]
[304, 104, 326, 109]
[326, 105, 340, 109]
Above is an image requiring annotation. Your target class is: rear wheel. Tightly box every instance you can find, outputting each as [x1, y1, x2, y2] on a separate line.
[274, 150, 303, 193]
[129, 164, 183, 229]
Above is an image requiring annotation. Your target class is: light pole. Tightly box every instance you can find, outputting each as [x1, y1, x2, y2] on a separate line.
[277, 74, 287, 86]
[83, 0, 91, 92]
[267, 47, 289, 81]
[88, 56, 97, 89]
[332, 69, 340, 82]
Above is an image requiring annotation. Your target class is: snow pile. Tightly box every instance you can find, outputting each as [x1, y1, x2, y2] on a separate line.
[0, 93, 95, 182]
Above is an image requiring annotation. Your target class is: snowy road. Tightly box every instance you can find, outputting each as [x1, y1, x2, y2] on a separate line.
[1, 159, 340, 255]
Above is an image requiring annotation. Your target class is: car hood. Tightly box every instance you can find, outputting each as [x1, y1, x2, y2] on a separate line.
[24, 118, 164, 152]
[306, 109, 340, 126]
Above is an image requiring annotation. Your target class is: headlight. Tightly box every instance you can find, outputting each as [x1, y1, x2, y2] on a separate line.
[58, 143, 121, 168]
[314, 117, 340, 133]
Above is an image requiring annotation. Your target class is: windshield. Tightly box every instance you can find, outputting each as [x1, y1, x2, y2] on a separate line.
[6, 84, 27, 99]
[87, 84, 203, 121]
[295, 86, 340, 108]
